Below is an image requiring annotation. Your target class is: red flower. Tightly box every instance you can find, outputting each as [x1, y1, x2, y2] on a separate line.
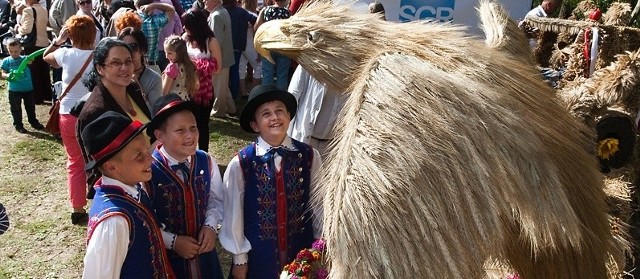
[288, 262, 300, 274]
[297, 249, 313, 261]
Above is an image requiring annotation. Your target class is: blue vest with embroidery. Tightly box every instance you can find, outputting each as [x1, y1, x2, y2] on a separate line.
[149, 148, 223, 279]
[87, 184, 175, 279]
[238, 139, 315, 279]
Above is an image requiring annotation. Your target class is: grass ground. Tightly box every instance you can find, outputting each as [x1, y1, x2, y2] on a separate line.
[0, 83, 253, 278]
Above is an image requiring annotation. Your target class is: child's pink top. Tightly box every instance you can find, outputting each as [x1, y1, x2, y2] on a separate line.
[163, 62, 190, 101]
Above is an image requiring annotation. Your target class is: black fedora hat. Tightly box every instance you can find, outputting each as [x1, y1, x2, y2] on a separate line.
[240, 84, 297, 133]
[147, 94, 197, 137]
[83, 111, 148, 170]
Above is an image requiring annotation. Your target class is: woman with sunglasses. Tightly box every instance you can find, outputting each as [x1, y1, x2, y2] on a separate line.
[75, 38, 153, 200]
[75, 0, 104, 47]
[43, 15, 96, 225]
[117, 26, 163, 108]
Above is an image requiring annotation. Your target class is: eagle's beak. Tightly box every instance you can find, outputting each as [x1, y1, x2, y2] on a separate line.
[254, 19, 300, 63]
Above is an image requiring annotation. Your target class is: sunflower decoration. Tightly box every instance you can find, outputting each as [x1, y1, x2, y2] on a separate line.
[595, 115, 636, 172]
[598, 138, 619, 160]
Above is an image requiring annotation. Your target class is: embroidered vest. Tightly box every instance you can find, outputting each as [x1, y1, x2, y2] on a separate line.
[149, 148, 223, 279]
[238, 139, 315, 279]
[87, 183, 175, 279]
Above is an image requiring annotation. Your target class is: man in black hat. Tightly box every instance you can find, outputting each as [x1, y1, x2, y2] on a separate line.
[146, 94, 224, 279]
[219, 84, 323, 279]
[81, 111, 175, 278]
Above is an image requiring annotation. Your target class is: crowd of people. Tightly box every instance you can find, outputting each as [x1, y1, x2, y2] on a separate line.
[0, 0, 391, 277]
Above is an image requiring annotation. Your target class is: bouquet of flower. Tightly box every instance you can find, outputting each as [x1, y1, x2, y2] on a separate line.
[280, 239, 329, 279]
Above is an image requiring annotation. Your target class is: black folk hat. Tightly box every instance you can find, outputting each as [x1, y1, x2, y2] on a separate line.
[239, 84, 297, 133]
[146, 94, 197, 137]
[82, 111, 148, 170]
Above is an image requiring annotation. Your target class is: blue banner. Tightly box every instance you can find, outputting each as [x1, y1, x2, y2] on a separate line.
[398, 0, 456, 22]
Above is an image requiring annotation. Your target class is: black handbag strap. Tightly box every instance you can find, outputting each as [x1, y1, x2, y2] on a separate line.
[30, 7, 36, 37]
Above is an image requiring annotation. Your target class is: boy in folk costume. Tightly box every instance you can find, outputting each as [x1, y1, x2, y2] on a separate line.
[220, 85, 323, 279]
[146, 94, 224, 279]
[81, 111, 174, 279]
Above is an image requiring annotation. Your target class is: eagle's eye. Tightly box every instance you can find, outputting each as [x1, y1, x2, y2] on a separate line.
[307, 31, 318, 43]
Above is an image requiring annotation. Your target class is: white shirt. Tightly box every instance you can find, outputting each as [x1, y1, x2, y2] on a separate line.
[54, 48, 94, 114]
[219, 136, 323, 264]
[82, 176, 146, 279]
[525, 5, 547, 19]
[520, 5, 548, 50]
[287, 66, 346, 142]
[156, 146, 225, 249]
[186, 39, 210, 60]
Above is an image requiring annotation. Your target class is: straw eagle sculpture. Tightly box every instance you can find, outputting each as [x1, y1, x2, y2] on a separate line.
[255, 1, 613, 278]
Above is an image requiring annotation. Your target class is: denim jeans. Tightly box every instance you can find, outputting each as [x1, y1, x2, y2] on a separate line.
[261, 52, 291, 90]
[8, 90, 38, 128]
[229, 50, 242, 99]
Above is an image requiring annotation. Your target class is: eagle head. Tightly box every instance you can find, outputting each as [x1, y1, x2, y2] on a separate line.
[255, 3, 378, 91]
[255, 2, 473, 92]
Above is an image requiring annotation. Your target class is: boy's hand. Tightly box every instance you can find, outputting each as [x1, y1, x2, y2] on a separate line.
[197, 226, 216, 253]
[231, 264, 248, 279]
[173, 235, 200, 259]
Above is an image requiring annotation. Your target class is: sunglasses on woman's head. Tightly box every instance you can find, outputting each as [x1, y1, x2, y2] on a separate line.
[78, 0, 91, 5]
[127, 43, 139, 51]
